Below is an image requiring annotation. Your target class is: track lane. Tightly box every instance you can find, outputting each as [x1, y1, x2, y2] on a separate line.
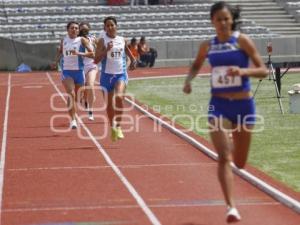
[2, 72, 155, 225]
[0, 71, 299, 225]
[49, 72, 300, 225]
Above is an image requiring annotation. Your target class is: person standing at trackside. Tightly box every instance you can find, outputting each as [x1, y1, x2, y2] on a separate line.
[52, 21, 94, 129]
[94, 16, 137, 142]
[79, 22, 98, 121]
[182, 1, 267, 223]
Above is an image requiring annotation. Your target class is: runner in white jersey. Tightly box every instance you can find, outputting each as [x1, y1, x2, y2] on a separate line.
[97, 29, 106, 71]
[79, 22, 98, 121]
[94, 16, 137, 142]
[52, 21, 94, 129]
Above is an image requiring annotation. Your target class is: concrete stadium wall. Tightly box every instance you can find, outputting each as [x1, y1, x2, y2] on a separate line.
[0, 37, 57, 71]
[152, 37, 300, 67]
[1, 36, 300, 71]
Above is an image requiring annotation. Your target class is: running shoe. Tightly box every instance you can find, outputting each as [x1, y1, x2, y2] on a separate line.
[116, 126, 124, 139]
[111, 127, 124, 142]
[70, 119, 77, 129]
[88, 111, 94, 121]
[226, 207, 241, 223]
[111, 127, 118, 142]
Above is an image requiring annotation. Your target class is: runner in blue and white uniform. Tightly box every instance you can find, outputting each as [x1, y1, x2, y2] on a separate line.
[52, 21, 94, 129]
[183, 2, 267, 223]
[94, 16, 136, 142]
[79, 22, 98, 121]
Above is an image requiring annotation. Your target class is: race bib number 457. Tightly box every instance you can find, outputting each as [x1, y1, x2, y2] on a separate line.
[211, 66, 242, 88]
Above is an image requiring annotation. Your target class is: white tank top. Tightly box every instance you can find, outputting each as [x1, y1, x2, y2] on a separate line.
[83, 35, 96, 67]
[102, 34, 126, 75]
[62, 36, 84, 70]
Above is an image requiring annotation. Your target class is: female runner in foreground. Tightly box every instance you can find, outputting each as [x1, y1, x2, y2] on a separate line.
[183, 1, 267, 222]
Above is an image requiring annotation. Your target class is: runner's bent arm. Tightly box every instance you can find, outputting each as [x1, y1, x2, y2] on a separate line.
[227, 34, 268, 78]
[71, 37, 94, 58]
[94, 38, 108, 64]
[52, 39, 63, 69]
[183, 40, 210, 94]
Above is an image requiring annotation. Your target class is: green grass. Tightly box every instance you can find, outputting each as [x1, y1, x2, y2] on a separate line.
[127, 74, 300, 192]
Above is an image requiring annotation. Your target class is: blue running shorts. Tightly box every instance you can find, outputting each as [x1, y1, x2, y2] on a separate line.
[61, 70, 85, 85]
[208, 96, 256, 125]
[100, 72, 128, 92]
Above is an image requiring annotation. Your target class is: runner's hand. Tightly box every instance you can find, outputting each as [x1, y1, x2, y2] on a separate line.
[107, 41, 113, 51]
[227, 66, 243, 76]
[50, 62, 57, 70]
[183, 83, 192, 94]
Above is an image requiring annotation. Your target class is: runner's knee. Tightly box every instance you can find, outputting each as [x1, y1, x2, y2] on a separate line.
[218, 151, 232, 165]
[234, 159, 246, 169]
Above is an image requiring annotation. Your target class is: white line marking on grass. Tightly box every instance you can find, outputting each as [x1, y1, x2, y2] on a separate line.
[0, 73, 11, 225]
[125, 97, 300, 214]
[46, 73, 162, 225]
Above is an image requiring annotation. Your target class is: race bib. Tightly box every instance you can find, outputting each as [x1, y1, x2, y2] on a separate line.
[211, 66, 242, 88]
[64, 49, 76, 56]
[107, 47, 123, 61]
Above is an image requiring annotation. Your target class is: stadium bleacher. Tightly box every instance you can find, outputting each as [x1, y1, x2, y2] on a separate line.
[278, 0, 300, 25]
[0, 0, 284, 44]
[1, 0, 300, 70]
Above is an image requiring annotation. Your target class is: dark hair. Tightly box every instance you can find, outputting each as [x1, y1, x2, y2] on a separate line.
[140, 36, 146, 42]
[79, 22, 91, 29]
[210, 1, 241, 31]
[131, 37, 137, 44]
[66, 21, 79, 29]
[79, 22, 91, 36]
[104, 16, 117, 26]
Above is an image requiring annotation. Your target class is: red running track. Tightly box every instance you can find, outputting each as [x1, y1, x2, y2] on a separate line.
[0, 70, 299, 225]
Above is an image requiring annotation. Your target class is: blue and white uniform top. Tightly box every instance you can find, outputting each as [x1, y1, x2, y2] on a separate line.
[61, 36, 85, 71]
[101, 33, 127, 75]
[207, 31, 251, 93]
[83, 35, 96, 67]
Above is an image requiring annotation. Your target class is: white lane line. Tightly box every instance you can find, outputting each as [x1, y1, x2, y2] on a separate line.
[125, 97, 300, 214]
[22, 85, 43, 89]
[0, 73, 11, 225]
[3, 200, 279, 213]
[7, 162, 216, 172]
[46, 72, 161, 225]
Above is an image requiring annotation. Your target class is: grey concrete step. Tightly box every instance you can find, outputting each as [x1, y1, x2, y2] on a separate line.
[222, 4, 280, 8]
[273, 31, 300, 35]
[271, 27, 300, 31]
[242, 11, 288, 15]
[244, 14, 293, 19]
[259, 23, 299, 28]
[241, 6, 282, 9]
[254, 18, 296, 23]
